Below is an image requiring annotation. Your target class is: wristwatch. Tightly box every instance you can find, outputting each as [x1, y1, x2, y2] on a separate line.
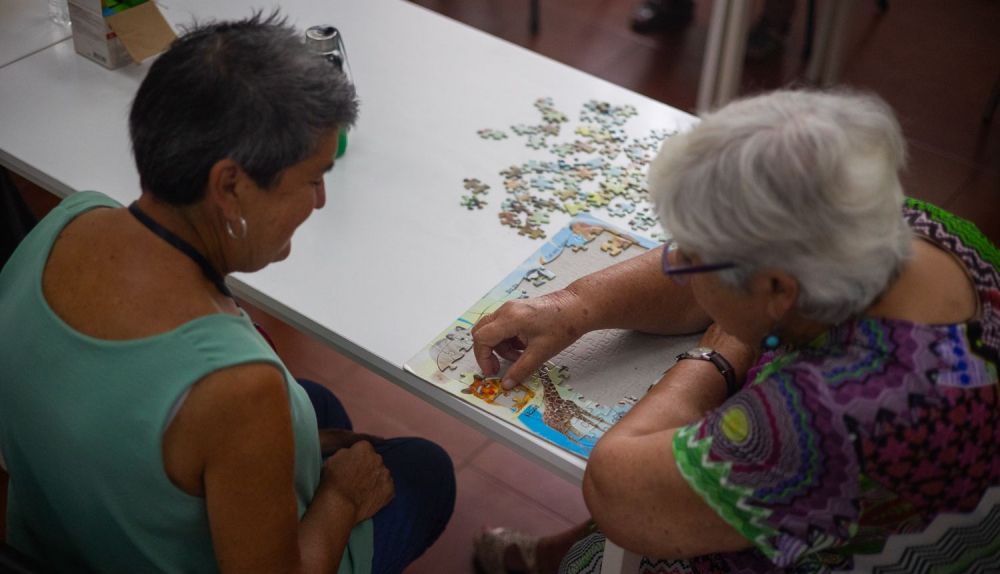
[675, 347, 739, 397]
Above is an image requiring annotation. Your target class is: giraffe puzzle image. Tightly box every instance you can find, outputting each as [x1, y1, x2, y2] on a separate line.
[451, 360, 619, 457]
[531, 364, 610, 445]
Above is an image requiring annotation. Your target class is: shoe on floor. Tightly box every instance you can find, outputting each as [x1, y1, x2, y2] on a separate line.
[473, 527, 540, 574]
[630, 0, 694, 34]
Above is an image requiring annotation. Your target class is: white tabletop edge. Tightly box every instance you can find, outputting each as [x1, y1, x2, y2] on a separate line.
[0, 148, 75, 199]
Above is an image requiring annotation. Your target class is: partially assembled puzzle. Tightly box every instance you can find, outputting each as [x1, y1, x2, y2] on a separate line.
[405, 215, 699, 459]
[461, 97, 679, 242]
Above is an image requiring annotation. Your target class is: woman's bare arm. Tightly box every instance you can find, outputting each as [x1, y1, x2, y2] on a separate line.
[583, 326, 757, 558]
[164, 364, 391, 574]
[473, 246, 711, 387]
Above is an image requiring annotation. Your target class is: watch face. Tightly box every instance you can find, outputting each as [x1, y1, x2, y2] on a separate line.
[690, 347, 713, 358]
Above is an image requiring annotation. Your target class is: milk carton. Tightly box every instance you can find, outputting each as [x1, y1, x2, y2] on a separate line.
[68, 0, 174, 69]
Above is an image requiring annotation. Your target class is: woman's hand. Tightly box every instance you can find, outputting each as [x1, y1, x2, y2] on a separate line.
[698, 323, 758, 385]
[471, 289, 590, 389]
[319, 429, 385, 458]
[318, 441, 394, 524]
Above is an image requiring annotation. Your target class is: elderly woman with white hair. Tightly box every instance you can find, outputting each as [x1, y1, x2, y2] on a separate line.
[471, 90, 1000, 573]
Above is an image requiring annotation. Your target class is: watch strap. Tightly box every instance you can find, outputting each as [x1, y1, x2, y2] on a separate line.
[676, 348, 739, 397]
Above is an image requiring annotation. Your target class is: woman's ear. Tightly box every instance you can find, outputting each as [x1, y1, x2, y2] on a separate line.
[205, 159, 245, 220]
[756, 269, 799, 322]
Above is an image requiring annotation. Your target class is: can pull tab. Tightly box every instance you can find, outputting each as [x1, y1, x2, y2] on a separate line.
[305, 25, 352, 82]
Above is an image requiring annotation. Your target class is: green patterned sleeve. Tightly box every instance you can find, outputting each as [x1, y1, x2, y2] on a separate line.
[672, 361, 861, 568]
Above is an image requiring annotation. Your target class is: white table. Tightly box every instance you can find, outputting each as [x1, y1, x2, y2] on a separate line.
[0, 0, 72, 69]
[0, 1, 699, 570]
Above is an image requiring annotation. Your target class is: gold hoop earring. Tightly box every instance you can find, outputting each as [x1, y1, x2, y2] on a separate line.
[225, 216, 247, 240]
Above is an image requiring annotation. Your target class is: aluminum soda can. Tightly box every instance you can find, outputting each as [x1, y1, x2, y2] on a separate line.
[304, 25, 352, 158]
[305, 25, 346, 71]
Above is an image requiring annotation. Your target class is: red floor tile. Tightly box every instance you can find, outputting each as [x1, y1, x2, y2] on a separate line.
[469, 441, 591, 525]
[319, 364, 493, 468]
[521, 15, 642, 81]
[405, 465, 575, 574]
[838, 0, 1000, 171]
[242, 303, 358, 382]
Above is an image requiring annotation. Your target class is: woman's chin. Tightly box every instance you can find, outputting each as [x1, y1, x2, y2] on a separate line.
[249, 244, 292, 272]
[274, 242, 292, 262]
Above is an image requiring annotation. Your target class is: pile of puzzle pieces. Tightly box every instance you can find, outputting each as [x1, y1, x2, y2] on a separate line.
[463, 97, 675, 242]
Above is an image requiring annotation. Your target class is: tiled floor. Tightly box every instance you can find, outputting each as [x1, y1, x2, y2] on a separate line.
[6, 0, 999, 572]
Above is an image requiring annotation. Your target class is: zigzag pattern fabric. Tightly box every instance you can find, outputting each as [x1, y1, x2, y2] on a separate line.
[857, 489, 1000, 573]
[559, 200, 1000, 574]
[560, 532, 606, 574]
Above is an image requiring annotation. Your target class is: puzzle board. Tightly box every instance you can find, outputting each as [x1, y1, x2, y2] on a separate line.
[404, 214, 699, 459]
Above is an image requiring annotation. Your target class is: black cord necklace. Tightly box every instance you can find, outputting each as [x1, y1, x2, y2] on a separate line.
[128, 202, 233, 299]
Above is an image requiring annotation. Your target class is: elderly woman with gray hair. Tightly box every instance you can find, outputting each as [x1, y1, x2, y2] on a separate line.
[0, 13, 454, 574]
[471, 90, 1000, 573]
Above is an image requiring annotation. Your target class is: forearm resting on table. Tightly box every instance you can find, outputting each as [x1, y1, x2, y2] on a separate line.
[609, 358, 728, 442]
[566, 247, 710, 335]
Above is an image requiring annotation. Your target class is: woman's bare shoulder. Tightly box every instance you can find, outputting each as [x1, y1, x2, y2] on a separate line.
[42, 208, 236, 340]
[868, 238, 978, 325]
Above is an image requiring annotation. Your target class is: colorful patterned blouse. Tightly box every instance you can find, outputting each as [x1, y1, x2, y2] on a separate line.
[562, 200, 1000, 574]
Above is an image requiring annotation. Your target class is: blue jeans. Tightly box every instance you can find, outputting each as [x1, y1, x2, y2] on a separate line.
[297, 379, 456, 574]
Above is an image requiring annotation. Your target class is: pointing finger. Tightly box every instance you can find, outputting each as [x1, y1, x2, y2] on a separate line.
[501, 347, 549, 390]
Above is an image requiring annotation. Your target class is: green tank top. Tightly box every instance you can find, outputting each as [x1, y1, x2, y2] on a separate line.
[0, 191, 373, 573]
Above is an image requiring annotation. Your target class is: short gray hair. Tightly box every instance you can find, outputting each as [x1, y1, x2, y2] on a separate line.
[129, 11, 359, 204]
[650, 90, 912, 324]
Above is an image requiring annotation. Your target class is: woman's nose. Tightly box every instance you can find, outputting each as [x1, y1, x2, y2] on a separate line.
[315, 180, 327, 210]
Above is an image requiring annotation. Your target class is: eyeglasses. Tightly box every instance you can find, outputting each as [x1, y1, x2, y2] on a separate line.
[661, 239, 736, 285]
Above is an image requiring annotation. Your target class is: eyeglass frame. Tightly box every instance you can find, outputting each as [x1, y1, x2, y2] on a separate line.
[661, 239, 736, 283]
